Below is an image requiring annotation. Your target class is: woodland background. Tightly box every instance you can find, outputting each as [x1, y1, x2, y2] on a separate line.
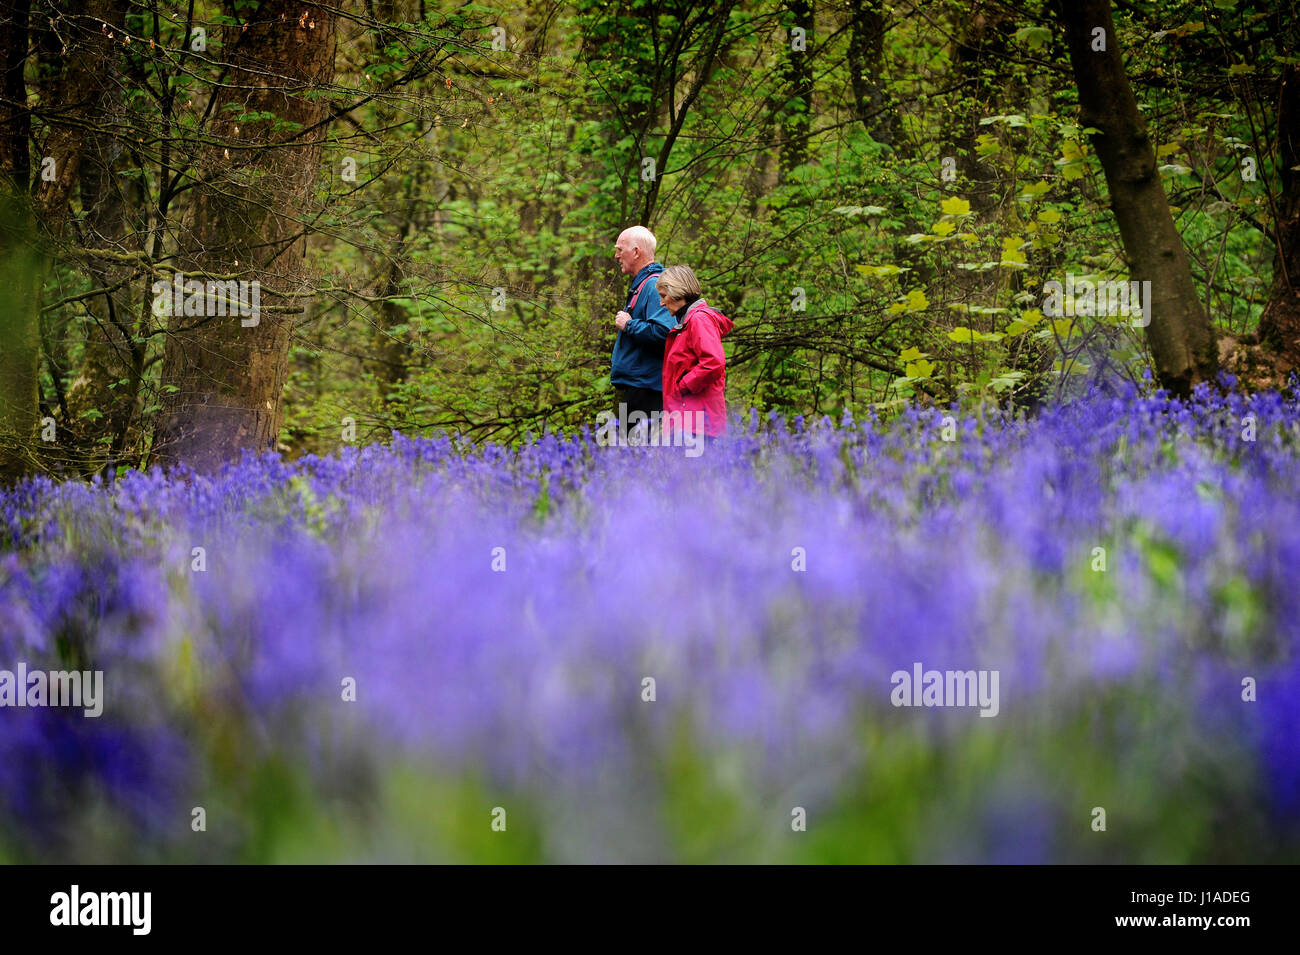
[0, 0, 1297, 477]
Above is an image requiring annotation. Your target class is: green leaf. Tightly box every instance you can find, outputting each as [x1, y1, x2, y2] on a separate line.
[1005, 309, 1043, 335]
[950, 304, 1009, 315]
[1013, 26, 1052, 51]
[1056, 140, 1088, 181]
[979, 113, 1028, 127]
[1145, 538, 1181, 590]
[1000, 236, 1028, 267]
[856, 263, 911, 277]
[989, 370, 1026, 392]
[940, 196, 971, 216]
[1019, 180, 1052, 200]
[887, 289, 929, 313]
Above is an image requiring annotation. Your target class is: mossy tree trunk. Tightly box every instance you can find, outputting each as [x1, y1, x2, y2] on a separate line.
[1055, 0, 1217, 396]
[155, 0, 338, 471]
[1258, 66, 1300, 368]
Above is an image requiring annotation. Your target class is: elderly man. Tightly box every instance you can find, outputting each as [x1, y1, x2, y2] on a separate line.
[611, 226, 675, 429]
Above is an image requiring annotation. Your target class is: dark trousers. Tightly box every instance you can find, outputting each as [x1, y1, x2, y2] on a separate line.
[615, 385, 663, 419]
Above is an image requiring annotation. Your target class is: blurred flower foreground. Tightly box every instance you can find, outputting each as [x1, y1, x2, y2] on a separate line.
[2, 383, 1299, 863]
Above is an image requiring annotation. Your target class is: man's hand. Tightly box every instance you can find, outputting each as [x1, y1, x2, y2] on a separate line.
[615, 310, 632, 331]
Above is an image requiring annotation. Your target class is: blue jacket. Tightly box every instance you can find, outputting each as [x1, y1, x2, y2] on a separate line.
[611, 263, 675, 391]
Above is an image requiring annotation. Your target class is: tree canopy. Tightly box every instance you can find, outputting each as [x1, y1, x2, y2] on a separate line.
[0, 0, 1296, 476]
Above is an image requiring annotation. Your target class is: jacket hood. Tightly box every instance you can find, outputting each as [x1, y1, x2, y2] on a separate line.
[678, 297, 734, 337]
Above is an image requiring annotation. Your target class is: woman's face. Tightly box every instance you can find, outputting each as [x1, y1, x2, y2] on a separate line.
[658, 288, 684, 313]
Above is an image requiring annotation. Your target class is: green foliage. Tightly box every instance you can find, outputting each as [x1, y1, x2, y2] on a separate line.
[22, 0, 1291, 464]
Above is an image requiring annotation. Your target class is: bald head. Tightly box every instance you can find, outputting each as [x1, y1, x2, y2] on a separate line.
[614, 226, 657, 275]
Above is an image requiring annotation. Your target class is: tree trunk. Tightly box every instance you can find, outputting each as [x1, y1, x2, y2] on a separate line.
[65, 70, 147, 473]
[0, 197, 42, 485]
[0, 0, 120, 483]
[371, 237, 412, 392]
[1055, 0, 1217, 396]
[155, 0, 339, 471]
[0, 0, 32, 483]
[779, 0, 814, 180]
[944, 3, 1012, 217]
[1257, 66, 1300, 367]
[364, 6, 414, 400]
[0, 0, 29, 190]
[846, 0, 897, 148]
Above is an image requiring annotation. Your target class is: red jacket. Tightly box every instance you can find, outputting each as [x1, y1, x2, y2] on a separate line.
[662, 298, 734, 437]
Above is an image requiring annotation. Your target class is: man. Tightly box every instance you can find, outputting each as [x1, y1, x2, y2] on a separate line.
[611, 226, 675, 431]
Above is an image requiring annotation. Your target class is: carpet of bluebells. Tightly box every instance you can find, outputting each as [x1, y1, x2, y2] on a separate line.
[2, 381, 1299, 863]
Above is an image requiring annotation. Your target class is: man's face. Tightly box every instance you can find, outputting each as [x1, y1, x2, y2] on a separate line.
[614, 236, 642, 275]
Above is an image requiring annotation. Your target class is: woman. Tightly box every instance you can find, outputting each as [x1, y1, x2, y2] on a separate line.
[656, 265, 734, 442]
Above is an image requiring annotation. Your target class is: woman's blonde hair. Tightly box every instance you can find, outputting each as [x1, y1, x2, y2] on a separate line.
[657, 264, 702, 304]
